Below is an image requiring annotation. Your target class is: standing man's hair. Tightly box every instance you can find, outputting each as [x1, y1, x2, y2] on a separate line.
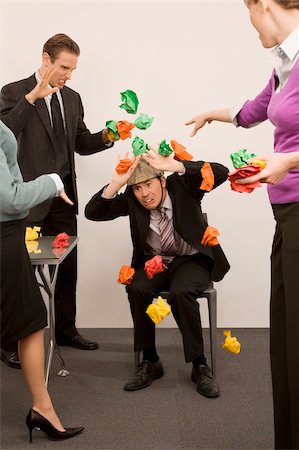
[42, 34, 80, 62]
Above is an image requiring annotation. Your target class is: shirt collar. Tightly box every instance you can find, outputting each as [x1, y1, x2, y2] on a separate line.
[160, 191, 172, 210]
[270, 25, 299, 65]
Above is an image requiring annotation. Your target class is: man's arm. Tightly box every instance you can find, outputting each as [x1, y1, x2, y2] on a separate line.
[85, 155, 140, 221]
[142, 149, 228, 193]
[0, 67, 59, 136]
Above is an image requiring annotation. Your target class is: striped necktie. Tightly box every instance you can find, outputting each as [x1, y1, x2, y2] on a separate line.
[158, 207, 177, 257]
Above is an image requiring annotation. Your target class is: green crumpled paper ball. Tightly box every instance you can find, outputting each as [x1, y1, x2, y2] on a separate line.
[119, 90, 139, 114]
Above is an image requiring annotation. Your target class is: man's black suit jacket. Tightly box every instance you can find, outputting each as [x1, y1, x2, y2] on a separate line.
[85, 160, 230, 282]
[0, 74, 110, 221]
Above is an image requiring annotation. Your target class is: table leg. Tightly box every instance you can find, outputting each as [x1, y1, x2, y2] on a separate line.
[37, 265, 70, 386]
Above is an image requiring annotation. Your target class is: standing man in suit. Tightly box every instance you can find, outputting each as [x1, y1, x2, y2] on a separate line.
[0, 33, 114, 368]
[85, 150, 230, 397]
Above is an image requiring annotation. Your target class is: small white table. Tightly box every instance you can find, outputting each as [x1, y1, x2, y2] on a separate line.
[28, 236, 79, 385]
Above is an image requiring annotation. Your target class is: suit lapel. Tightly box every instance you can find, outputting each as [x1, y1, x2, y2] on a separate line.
[60, 88, 73, 153]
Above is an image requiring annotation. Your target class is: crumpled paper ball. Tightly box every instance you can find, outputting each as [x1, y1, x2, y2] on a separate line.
[146, 296, 171, 324]
[144, 255, 164, 280]
[201, 226, 219, 247]
[25, 226, 41, 241]
[117, 120, 135, 140]
[228, 166, 261, 193]
[116, 158, 133, 174]
[200, 162, 214, 192]
[170, 140, 193, 161]
[222, 330, 241, 354]
[119, 90, 139, 114]
[52, 232, 70, 248]
[117, 265, 135, 285]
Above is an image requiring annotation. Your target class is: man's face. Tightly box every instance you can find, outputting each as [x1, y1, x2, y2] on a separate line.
[132, 177, 166, 210]
[42, 50, 78, 88]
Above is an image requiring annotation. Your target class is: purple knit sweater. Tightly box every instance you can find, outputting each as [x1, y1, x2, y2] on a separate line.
[237, 58, 299, 204]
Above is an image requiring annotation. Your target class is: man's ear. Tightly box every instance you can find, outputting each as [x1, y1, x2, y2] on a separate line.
[42, 52, 52, 67]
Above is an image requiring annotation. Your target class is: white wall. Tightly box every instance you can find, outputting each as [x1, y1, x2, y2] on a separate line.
[0, 0, 275, 328]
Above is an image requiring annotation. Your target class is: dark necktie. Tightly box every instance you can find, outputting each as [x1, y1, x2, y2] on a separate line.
[50, 93, 69, 178]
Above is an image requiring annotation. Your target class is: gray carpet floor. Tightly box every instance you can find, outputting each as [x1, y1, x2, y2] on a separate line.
[0, 328, 274, 450]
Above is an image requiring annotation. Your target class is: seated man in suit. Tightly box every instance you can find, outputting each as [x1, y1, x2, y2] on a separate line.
[85, 149, 230, 397]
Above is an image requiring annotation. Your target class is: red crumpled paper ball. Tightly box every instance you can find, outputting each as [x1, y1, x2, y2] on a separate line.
[144, 255, 164, 280]
[52, 232, 70, 248]
[228, 165, 261, 193]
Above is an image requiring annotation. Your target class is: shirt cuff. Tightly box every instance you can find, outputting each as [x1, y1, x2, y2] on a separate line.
[105, 141, 113, 148]
[229, 103, 244, 127]
[101, 185, 117, 199]
[48, 173, 63, 195]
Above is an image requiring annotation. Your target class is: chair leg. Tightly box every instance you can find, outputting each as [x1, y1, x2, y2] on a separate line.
[207, 290, 217, 377]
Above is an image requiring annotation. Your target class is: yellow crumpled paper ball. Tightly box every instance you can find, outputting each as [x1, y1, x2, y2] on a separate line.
[25, 226, 41, 241]
[26, 240, 41, 254]
[146, 296, 171, 324]
[222, 330, 241, 354]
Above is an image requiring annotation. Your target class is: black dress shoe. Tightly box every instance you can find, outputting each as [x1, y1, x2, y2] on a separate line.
[56, 334, 99, 350]
[191, 364, 220, 398]
[124, 359, 164, 391]
[0, 349, 21, 369]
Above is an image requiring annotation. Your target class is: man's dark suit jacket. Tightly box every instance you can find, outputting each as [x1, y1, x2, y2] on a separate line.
[85, 160, 230, 282]
[0, 74, 110, 221]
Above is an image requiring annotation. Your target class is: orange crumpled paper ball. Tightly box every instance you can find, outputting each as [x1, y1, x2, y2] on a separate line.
[228, 165, 261, 193]
[144, 255, 164, 280]
[200, 162, 214, 192]
[117, 265, 135, 285]
[117, 121, 135, 140]
[52, 232, 70, 248]
[201, 226, 219, 247]
[170, 140, 193, 161]
[115, 158, 134, 174]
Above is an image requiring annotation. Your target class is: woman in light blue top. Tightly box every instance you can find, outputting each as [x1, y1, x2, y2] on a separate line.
[0, 120, 84, 442]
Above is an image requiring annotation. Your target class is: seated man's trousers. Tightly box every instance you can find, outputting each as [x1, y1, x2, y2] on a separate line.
[126, 253, 211, 362]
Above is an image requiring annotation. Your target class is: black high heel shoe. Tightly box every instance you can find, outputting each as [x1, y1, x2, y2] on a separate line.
[26, 409, 84, 442]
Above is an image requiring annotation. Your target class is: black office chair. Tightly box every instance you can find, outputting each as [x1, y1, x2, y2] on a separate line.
[135, 283, 217, 376]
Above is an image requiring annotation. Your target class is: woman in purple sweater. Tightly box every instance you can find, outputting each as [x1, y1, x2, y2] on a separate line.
[186, 1, 299, 449]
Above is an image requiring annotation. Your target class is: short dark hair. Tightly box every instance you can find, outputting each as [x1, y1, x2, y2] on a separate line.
[42, 34, 80, 62]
